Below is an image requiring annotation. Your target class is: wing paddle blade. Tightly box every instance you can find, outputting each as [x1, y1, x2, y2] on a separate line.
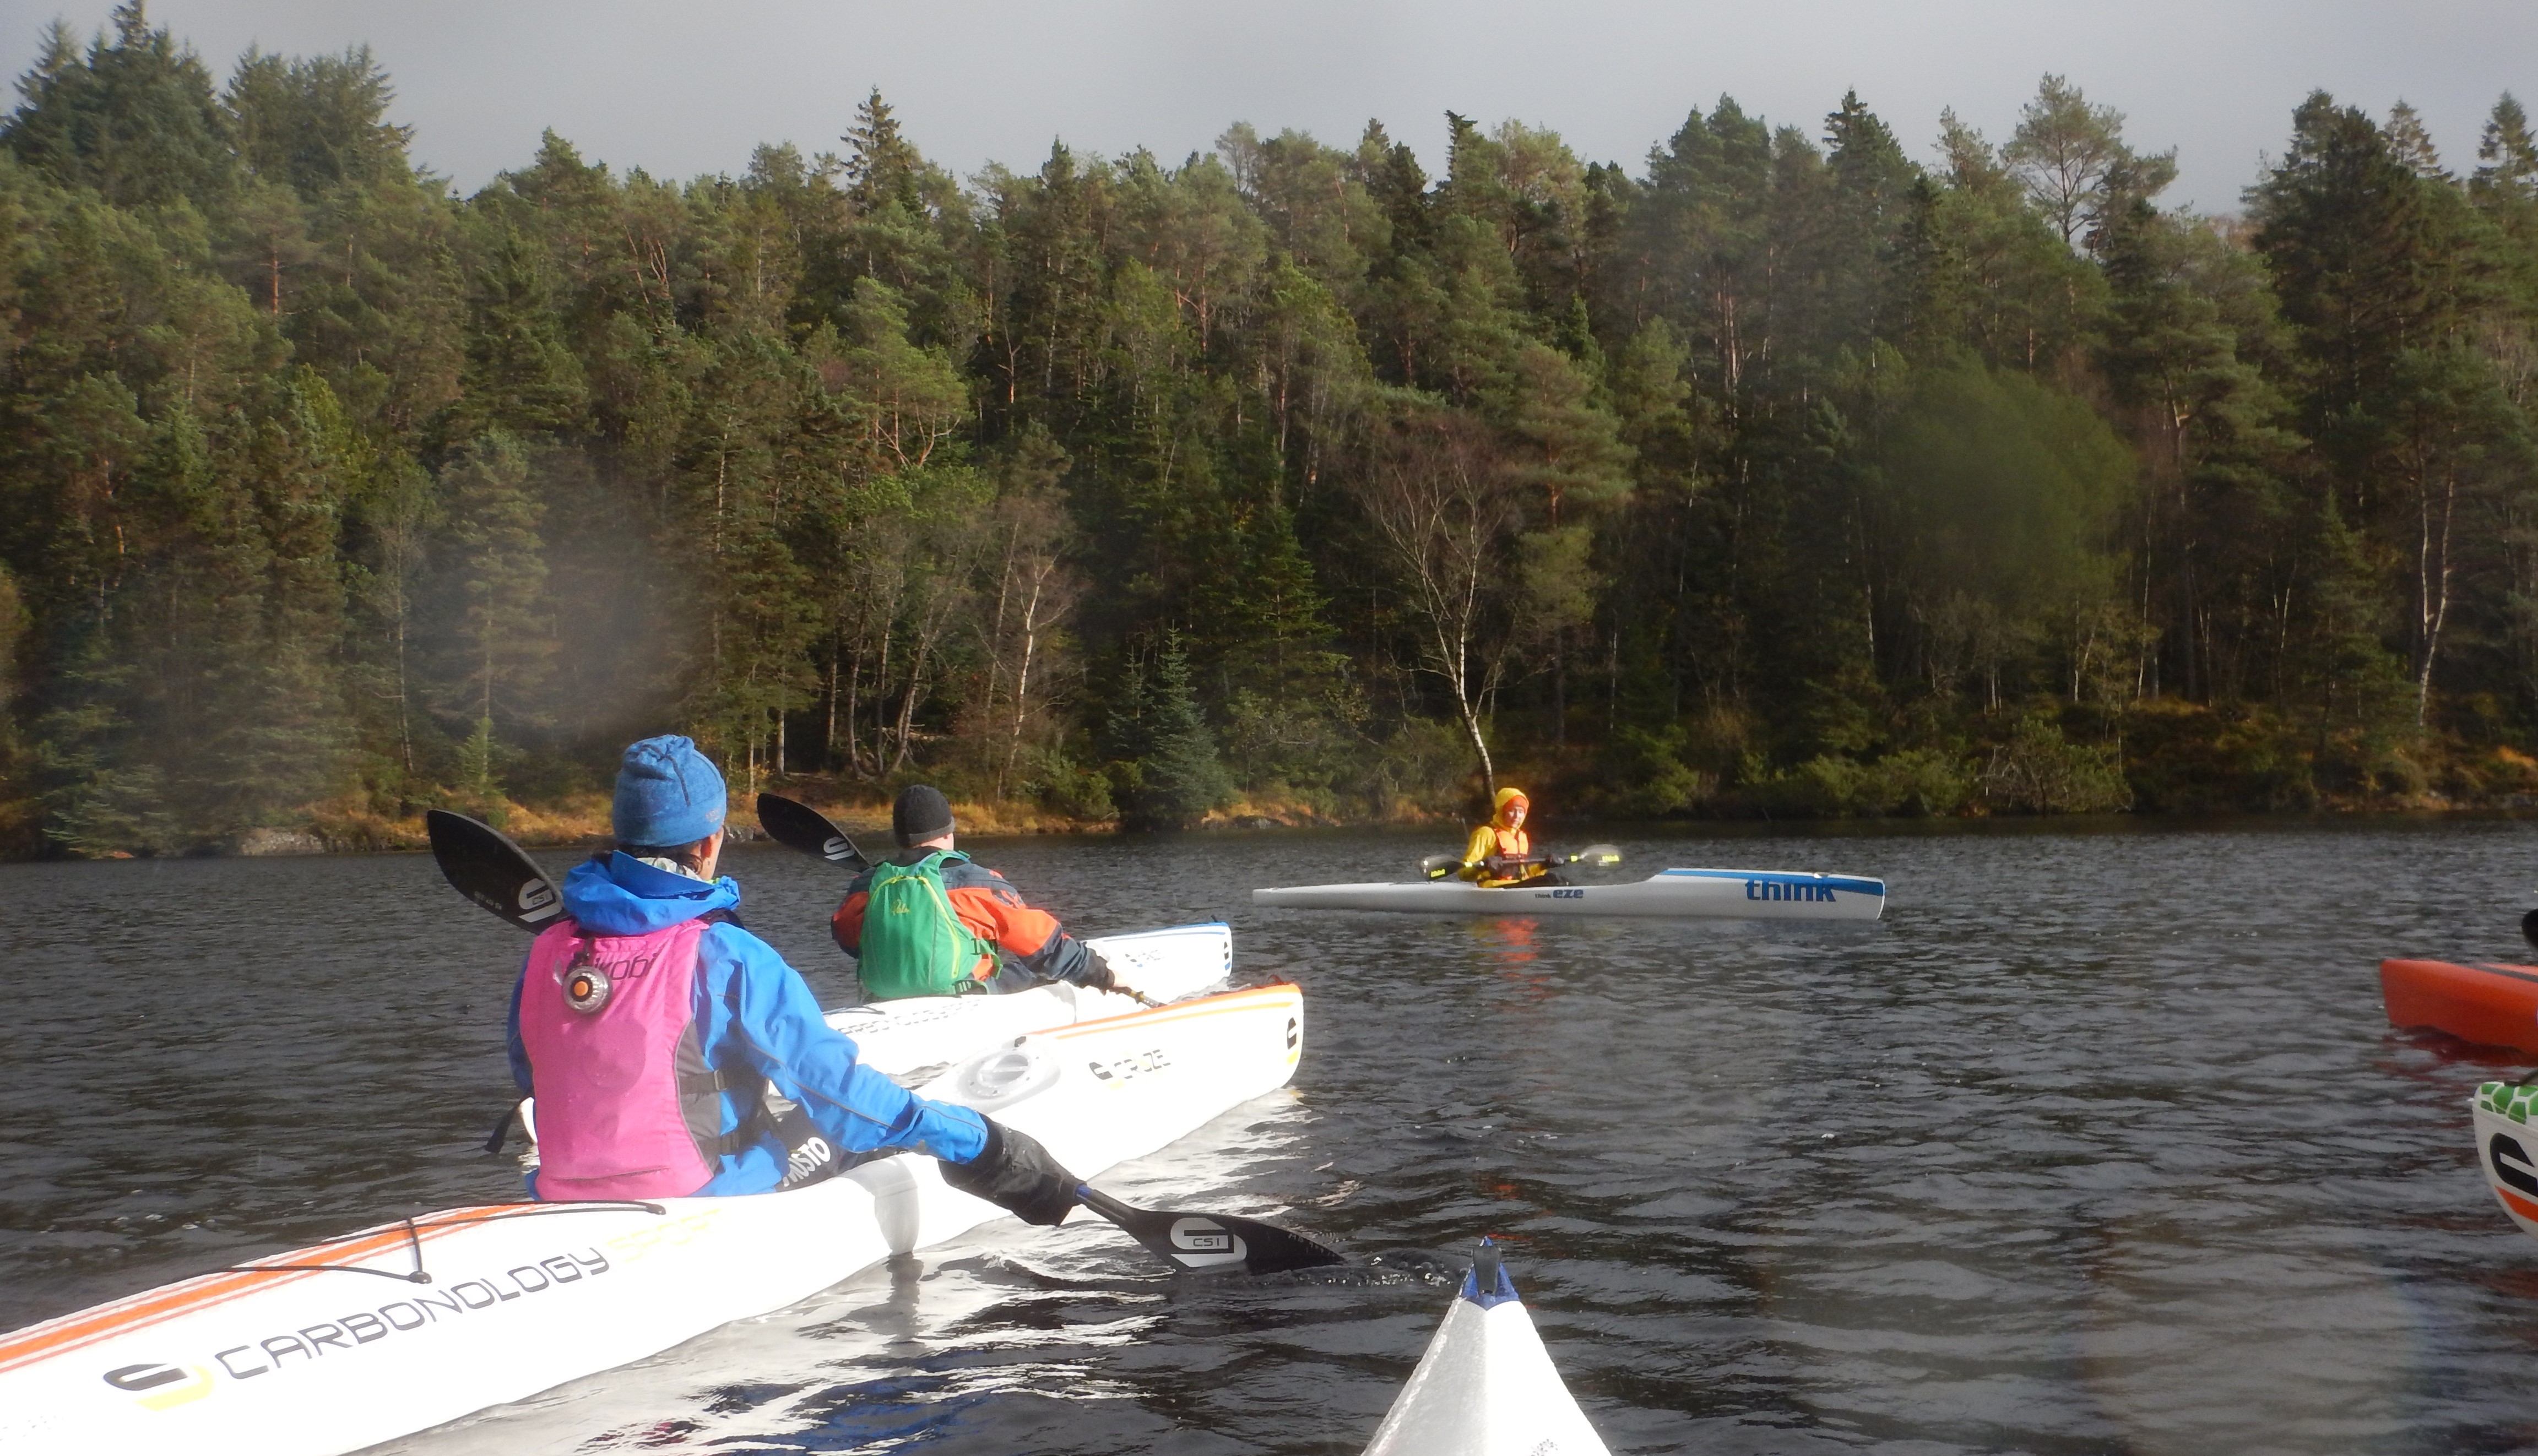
[425, 809, 563, 935]
[756, 792, 866, 868]
[1569, 843, 1623, 867]
[1418, 854, 1462, 881]
[1075, 1186, 1344, 1275]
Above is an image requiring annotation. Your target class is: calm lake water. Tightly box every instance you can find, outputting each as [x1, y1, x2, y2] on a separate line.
[7, 818, 2538, 1454]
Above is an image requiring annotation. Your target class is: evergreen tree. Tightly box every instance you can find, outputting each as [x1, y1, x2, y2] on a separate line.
[2004, 74, 2174, 248]
[5, 12, 2538, 847]
[1106, 634, 1233, 828]
[224, 46, 411, 197]
[435, 432, 551, 803]
[843, 89, 924, 215]
[2, 4, 236, 209]
[453, 228, 588, 439]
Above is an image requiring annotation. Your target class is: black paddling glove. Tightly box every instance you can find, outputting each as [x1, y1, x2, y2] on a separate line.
[1077, 948, 1118, 993]
[942, 1118, 1080, 1226]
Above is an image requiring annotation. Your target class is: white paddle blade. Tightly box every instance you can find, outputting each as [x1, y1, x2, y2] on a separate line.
[1570, 844, 1623, 866]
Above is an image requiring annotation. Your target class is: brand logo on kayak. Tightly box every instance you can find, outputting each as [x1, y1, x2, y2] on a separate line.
[187, 1247, 611, 1388]
[604, 1209, 723, 1262]
[1745, 879, 1840, 902]
[1089, 1048, 1169, 1085]
[1548, 888, 1585, 899]
[101, 1361, 214, 1410]
[2492, 1132, 2538, 1199]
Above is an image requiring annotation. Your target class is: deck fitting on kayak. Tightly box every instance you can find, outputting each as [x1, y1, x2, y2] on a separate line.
[1464, 1239, 1519, 1309]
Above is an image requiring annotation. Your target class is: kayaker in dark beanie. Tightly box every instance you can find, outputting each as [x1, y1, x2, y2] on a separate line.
[506, 736, 1077, 1225]
[830, 784, 1117, 1001]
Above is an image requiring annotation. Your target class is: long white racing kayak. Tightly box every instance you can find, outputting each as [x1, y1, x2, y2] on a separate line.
[1363, 1242, 1608, 1455]
[0, 980, 1306, 1456]
[831, 920, 1232, 1077]
[1257, 868, 1885, 920]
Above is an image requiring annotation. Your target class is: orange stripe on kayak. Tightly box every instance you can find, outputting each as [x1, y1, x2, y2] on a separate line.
[2501, 1186, 2538, 1225]
[0, 1207, 530, 1375]
[1046, 984, 1300, 1041]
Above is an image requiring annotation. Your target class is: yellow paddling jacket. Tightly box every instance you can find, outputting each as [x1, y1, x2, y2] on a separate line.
[1459, 822, 1539, 888]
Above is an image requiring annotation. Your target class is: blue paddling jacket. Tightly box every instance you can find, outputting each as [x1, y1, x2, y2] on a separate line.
[506, 852, 988, 1196]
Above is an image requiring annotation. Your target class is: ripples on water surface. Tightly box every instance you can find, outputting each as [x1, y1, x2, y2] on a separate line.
[7, 819, 2538, 1453]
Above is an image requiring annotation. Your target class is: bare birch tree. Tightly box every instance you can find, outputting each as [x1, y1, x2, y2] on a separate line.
[972, 485, 1081, 799]
[1351, 406, 1526, 794]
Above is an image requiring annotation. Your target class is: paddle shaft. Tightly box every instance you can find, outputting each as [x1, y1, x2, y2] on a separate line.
[1423, 844, 1622, 880]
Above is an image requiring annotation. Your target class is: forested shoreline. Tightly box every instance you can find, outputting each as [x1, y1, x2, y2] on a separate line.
[1, 4, 2535, 857]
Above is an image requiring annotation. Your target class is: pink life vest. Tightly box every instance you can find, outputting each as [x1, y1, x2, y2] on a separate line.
[516, 916, 744, 1200]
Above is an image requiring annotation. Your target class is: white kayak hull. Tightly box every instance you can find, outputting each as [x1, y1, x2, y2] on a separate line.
[0, 981, 1305, 1456]
[1363, 1250, 1607, 1456]
[1257, 868, 1885, 920]
[827, 920, 1232, 1077]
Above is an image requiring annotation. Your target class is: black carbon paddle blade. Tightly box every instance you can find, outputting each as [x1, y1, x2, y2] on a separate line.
[1418, 854, 1462, 881]
[1075, 1185, 1345, 1275]
[2523, 906, 2538, 953]
[756, 792, 866, 868]
[425, 810, 563, 935]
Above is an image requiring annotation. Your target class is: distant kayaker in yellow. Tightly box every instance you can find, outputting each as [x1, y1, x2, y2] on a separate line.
[1460, 787, 1550, 888]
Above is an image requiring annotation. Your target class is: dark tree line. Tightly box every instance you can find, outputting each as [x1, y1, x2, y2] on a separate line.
[2, 4, 2534, 854]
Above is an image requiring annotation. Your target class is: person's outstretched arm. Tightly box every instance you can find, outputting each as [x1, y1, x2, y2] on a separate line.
[705, 925, 987, 1160]
[945, 863, 1109, 988]
[703, 925, 1078, 1223]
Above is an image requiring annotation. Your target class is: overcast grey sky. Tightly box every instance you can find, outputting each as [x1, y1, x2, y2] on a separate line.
[4, 0, 2532, 214]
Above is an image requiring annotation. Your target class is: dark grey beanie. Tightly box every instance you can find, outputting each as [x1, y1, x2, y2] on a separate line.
[892, 784, 956, 847]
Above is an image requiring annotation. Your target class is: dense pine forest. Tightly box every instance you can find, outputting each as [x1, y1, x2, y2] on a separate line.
[2, 5, 2535, 855]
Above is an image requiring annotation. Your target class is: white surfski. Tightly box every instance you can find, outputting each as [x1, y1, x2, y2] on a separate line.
[827, 920, 1232, 1078]
[1363, 1241, 1609, 1456]
[0, 980, 1304, 1456]
[1258, 868, 1885, 920]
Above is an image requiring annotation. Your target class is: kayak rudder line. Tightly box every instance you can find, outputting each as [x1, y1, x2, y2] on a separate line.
[1361, 1238, 1608, 1456]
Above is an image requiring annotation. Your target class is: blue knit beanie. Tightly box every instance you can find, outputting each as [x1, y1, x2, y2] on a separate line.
[612, 735, 727, 847]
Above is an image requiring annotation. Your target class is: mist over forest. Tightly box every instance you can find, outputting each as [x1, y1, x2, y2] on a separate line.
[1, 3, 2535, 855]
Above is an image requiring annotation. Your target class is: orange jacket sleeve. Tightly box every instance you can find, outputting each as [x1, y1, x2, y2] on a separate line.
[830, 888, 870, 955]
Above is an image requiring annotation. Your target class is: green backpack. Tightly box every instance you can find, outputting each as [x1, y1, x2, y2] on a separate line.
[855, 851, 998, 1001]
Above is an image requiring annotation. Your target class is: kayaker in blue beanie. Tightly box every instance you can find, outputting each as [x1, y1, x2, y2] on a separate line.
[504, 735, 1077, 1223]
